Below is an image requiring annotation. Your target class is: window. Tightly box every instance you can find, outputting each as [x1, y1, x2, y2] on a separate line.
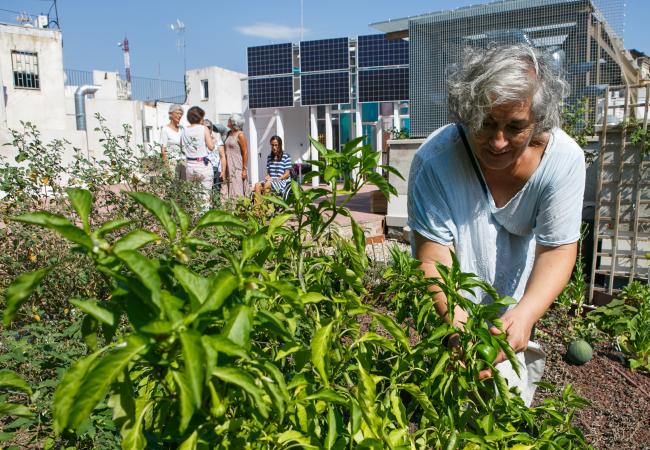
[144, 126, 152, 143]
[12, 51, 40, 89]
[201, 79, 209, 100]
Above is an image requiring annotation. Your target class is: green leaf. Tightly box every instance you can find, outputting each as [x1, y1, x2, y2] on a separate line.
[0, 403, 31, 418]
[66, 188, 93, 232]
[267, 213, 292, 237]
[0, 370, 32, 395]
[172, 265, 211, 310]
[222, 305, 253, 349]
[12, 212, 93, 249]
[178, 430, 198, 450]
[53, 349, 105, 434]
[170, 199, 190, 236]
[242, 233, 267, 262]
[323, 166, 338, 182]
[97, 218, 132, 237]
[311, 321, 334, 386]
[300, 292, 328, 304]
[116, 250, 161, 308]
[212, 366, 268, 418]
[60, 335, 148, 432]
[350, 219, 367, 259]
[3, 266, 53, 326]
[202, 335, 250, 361]
[128, 191, 176, 240]
[196, 271, 238, 316]
[304, 388, 348, 405]
[172, 370, 196, 433]
[371, 313, 410, 352]
[120, 399, 152, 450]
[195, 210, 246, 230]
[113, 230, 161, 253]
[180, 330, 205, 409]
[70, 299, 117, 327]
[277, 430, 318, 449]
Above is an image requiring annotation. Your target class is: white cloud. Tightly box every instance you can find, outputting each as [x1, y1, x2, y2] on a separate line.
[236, 23, 307, 40]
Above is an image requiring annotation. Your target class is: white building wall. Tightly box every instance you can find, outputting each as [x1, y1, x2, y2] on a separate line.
[0, 23, 66, 131]
[186, 66, 245, 126]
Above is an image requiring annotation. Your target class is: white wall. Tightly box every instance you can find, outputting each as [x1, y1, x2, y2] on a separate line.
[0, 23, 66, 131]
[186, 66, 245, 125]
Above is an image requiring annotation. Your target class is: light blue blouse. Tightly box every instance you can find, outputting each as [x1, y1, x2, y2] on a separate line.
[408, 124, 586, 304]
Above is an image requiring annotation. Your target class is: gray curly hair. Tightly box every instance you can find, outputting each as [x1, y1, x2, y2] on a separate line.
[228, 113, 245, 131]
[168, 104, 183, 115]
[447, 44, 569, 135]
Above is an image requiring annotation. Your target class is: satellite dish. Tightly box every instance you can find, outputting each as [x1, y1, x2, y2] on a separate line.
[171, 19, 185, 32]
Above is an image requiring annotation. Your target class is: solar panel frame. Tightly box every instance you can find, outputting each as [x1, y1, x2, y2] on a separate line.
[358, 67, 409, 103]
[357, 34, 409, 68]
[248, 76, 294, 109]
[300, 38, 350, 72]
[247, 43, 293, 77]
[300, 72, 350, 106]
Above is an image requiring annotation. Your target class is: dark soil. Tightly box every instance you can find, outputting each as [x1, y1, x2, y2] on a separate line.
[533, 312, 650, 450]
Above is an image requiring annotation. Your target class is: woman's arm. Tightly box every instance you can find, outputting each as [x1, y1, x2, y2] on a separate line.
[497, 242, 577, 352]
[413, 232, 468, 328]
[219, 145, 226, 178]
[204, 126, 215, 151]
[238, 133, 248, 179]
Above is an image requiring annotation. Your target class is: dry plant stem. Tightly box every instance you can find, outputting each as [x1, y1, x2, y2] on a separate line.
[610, 364, 650, 400]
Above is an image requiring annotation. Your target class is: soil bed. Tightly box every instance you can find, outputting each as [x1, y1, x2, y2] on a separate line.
[533, 309, 650, 449]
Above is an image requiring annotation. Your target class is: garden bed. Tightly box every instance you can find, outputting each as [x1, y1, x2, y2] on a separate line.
[534, 307, 650, 449]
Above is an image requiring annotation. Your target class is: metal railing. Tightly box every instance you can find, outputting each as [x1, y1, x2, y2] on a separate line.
[64, 69, 186, 104]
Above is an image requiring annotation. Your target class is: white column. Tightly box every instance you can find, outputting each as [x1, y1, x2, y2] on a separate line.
[393, 102, 401, 131]
[352, 108, 363, 178]
[275, 109, 284, 141]
[248, 112, 259, 183]
[325, 105, 333, 150]
[375, 113, 383, 174]
[310, 106, 319, 187]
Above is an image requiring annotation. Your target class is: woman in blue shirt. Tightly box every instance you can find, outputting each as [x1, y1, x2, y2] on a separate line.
[254, 135, 292, 197]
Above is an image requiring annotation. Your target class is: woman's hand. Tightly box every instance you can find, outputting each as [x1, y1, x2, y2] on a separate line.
[242, 168, 248, 180]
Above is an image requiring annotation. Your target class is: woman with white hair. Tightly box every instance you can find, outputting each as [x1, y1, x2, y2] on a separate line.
[159, 104, 185, 178]
[223, 113, 249, 199]
[408, 44, 585, 405]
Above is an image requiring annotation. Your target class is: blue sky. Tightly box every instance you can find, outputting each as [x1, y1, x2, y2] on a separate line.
[2, 0, 647, 81]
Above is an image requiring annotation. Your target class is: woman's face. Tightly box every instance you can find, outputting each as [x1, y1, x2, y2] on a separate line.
[470, 99, 536, 172]
[270, 139, 281, 156]
[169, 109, 182, 124]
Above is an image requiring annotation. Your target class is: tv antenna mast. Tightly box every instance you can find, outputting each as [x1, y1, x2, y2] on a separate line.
[170, 19, 187, 101]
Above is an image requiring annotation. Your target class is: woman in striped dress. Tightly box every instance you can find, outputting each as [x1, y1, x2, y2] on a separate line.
[254, 135, 292, 198]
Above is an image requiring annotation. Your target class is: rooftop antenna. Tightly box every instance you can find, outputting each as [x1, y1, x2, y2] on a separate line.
[118, 37, 132, 99]
[170, 19, 187, 101]
[16, 12, 31, 25]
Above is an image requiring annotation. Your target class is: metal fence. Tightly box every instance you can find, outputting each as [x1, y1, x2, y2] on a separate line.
[64, 69, 186, 104]
[408, 0, 626, 137]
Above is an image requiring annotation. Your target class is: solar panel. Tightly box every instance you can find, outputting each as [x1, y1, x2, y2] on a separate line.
[248, 77, 294, 109]
[358, 68, 409, 103]
[247, 43, 293, 77]
[357, 34, 409, 68]
[300, 38, 349, 72]
[300, 72, 350, 106]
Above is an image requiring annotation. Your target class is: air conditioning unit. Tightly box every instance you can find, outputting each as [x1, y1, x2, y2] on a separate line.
[35, 15, 48, 28]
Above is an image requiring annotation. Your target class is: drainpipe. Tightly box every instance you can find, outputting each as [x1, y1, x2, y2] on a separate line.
[74, 85, 99, 130]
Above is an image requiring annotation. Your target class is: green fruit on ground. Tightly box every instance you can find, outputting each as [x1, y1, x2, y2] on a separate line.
[567, 339, 593, 365]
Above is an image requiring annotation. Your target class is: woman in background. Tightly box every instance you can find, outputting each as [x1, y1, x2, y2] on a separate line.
[223, 113, 249, 199]
[159, 104, 185, 179]
[203, 118, 226, 197]
[180, 106, 215, 210]
[254, 135, 292, 198]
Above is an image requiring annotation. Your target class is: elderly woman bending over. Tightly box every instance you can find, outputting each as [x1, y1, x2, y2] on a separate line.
[407, 44, 584, 405]
[223, 113, 249, 199]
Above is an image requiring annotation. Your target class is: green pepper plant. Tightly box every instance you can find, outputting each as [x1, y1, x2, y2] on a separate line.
[3, 137, 591, 448]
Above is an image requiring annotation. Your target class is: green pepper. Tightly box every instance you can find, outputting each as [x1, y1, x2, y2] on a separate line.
[475, 343, 498, 370]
